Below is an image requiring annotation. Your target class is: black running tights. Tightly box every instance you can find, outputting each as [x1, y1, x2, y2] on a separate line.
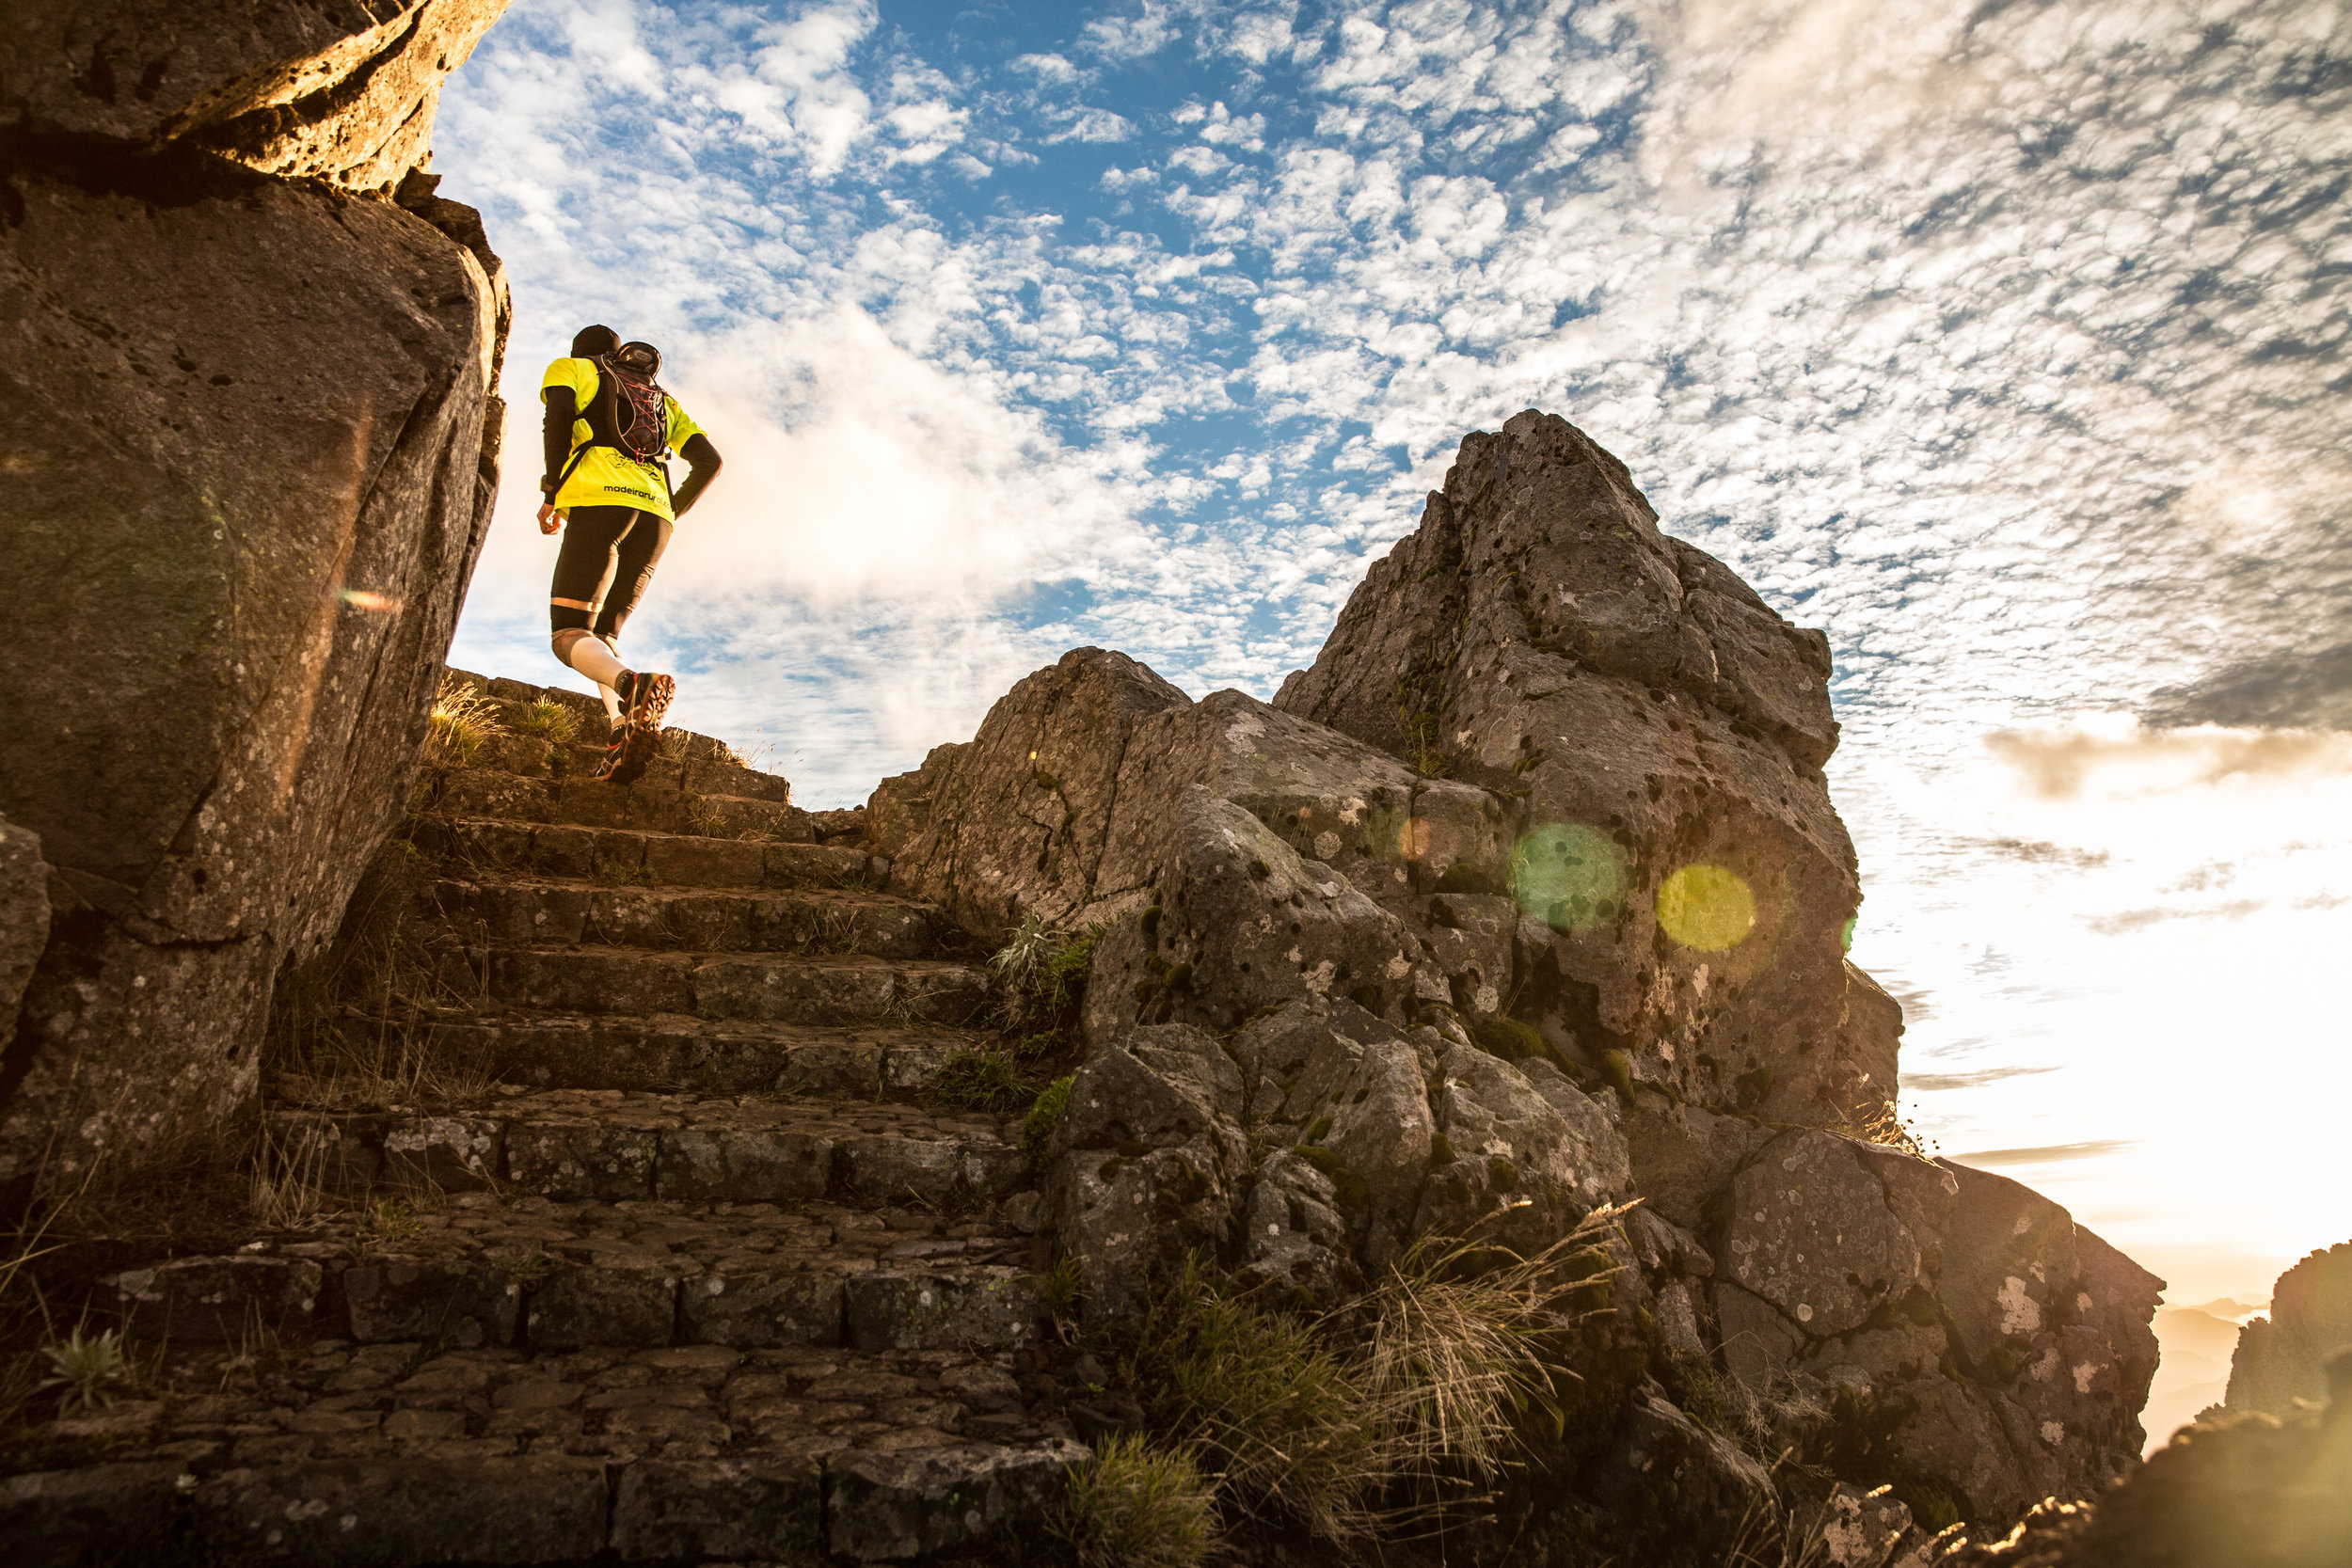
[548, 505, 673, 642]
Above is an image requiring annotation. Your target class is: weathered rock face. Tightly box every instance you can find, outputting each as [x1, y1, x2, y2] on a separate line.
[0, 0, 510, 1194]
[1276, 409, 1889, 1128]
[2226, 1241, 2352, 1417]
[1718, 1132, 2162, 1523]
[2, 0, 508, 196]
[874, 413, 2164, 1540]
[873, 654, 1515, 1038]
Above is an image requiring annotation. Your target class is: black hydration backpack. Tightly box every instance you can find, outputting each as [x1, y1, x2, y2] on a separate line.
[589, 341, 671, 462]
[555, 341, 674, 494]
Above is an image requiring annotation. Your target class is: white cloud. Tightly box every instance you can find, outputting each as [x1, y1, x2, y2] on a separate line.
[1081, 5, 1179, 60]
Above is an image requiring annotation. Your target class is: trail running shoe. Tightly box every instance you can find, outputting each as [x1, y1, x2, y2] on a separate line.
[592, 717, 628, 783]
[603, 671, 675, 785]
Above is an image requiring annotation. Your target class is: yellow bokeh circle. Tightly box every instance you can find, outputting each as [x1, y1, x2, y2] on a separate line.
[1657, 864, 1756, 952]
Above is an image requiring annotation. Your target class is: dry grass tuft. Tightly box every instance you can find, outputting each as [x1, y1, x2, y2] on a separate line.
[248, 1119, 333, 1229]
[1112, 1206, 1628, 1544]
[1834, 1099, 1939, 1163]
[421, 673, 501, 771]
[1359, 1208, 1627, 1488]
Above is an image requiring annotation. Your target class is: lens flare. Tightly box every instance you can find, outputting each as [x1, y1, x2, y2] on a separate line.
[1658, 864, 1756, 952]
[1511, 823, 1629, 930]
[339, 589, 401, 612]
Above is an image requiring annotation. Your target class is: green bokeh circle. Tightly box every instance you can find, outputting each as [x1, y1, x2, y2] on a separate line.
[1511, 823, 1629, 930]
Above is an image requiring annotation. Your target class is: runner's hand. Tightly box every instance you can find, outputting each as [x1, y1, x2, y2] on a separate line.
[537, 503, 562, 534]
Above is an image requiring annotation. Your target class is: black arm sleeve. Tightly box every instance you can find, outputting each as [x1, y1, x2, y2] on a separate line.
[673, 433, 723, 516]
[541, 387, 577, 492]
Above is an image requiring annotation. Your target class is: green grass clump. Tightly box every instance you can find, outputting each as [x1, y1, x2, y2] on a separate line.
[508, 696, 580, 745]
[38, 1326, 128, 1415]
[1051, 1434, 1217, 1568]
[932, 1049, 1029, 1112]
[1122, 1259, 1386, 1541]
[1023, 1075, 1074, 1173]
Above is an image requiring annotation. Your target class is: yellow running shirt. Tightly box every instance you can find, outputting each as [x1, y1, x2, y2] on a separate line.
[540, 356, 707, 522]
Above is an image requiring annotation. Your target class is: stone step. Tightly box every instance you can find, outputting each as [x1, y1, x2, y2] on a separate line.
[462, 724, 800, 810]
[410, 816, 883, 894]
[108, 1187, 1049, 1355]
[411, 1009, 981, 1098]
[270, 1089, 1030, 1209]
[3, 1338, 1084, 1564]
[479, 946, 993, 1028]
[427, 877, 942, 960]
[422, 768, 809, 843]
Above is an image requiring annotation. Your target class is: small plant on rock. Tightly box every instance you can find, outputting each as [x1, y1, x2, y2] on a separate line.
[1050, 1433, 1218, 1568]
[992, 915, 1098, 1041]
[371, 1196, 422, 1248]
[992, 912, 1064, 993]
[1357, 1211, 1627, 1488]
[1039, 1254, 1085, 1319]
[421, 673, 501, 770]
[508, 696, 580, 746]
[931, 1049, 1028, 1113]
[1022, 1075, 1074, 1175]
[39, 1325, 128, 1415]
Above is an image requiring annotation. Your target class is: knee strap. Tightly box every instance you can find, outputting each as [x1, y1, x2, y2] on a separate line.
[551, 626, 594, 659]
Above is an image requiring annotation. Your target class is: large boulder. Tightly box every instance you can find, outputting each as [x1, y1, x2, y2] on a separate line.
[1276, 410, 1893, 1126]
[1710, 1132, 2162, 1525]
[0, 0, 510, 1195]
[2225, 1241, 2352, 1417]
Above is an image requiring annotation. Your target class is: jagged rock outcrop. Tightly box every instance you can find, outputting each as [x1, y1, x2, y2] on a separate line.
[870, 411, 2163, 1544]
[2225, 1242, 2352, 1417]
[0, 0, 511, 1195]
[1277, 410, 1891, 1129]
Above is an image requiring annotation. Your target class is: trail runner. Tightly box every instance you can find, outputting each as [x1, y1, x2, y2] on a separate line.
[536, 324, 723, 784]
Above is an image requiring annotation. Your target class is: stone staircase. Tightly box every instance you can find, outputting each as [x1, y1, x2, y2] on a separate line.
[2, 673, 1089, 1564]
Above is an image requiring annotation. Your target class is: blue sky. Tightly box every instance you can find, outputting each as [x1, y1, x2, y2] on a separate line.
[437, 0, 2352, 1328]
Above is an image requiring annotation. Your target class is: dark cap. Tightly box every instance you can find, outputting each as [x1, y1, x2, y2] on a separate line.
[571, 324, 621, 357]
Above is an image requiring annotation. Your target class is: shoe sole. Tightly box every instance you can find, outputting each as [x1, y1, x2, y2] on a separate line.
[602, 673, 675, 785]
